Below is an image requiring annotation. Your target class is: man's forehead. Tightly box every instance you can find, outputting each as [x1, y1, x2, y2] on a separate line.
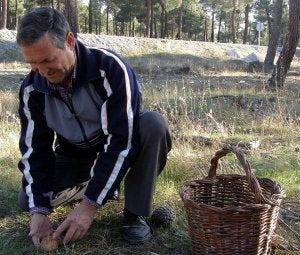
[20, 39, 59, 64]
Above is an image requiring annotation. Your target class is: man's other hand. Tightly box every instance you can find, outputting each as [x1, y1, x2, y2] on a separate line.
[29, 214, 53, 247]
[53, 200, 97, 244]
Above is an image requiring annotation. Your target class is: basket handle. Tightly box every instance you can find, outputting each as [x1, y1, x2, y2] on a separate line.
[208, 145, 267, 204]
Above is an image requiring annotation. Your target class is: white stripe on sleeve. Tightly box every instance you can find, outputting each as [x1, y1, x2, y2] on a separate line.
[21, 85, 35, 208]
[96, 49, 134, 205]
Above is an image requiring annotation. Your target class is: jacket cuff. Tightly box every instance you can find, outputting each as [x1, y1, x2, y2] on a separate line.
[29, 207, 51, 216]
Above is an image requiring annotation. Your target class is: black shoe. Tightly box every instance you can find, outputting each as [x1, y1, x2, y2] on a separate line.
[121, 208, 151, 244]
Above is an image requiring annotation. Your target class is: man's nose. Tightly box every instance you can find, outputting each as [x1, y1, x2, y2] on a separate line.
[31, 64, 47, 76]
[31, 66, 39, 74]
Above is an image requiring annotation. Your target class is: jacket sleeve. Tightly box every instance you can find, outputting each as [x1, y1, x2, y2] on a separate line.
[18, 75, 55, 214]
[84, 49, 141, 206]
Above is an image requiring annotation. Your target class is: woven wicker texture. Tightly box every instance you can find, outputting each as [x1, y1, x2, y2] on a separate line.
[180, 145, 284, 255]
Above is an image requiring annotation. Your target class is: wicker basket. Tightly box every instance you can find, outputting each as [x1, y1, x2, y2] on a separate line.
[180, 145, 284, 255]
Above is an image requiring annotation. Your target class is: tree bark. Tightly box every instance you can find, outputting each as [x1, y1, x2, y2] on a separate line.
[243, 4, 251, 44]
[1, 0, 7, 29]
[14, 0, 18, 29]
[145, 0, 151, 37]
[203, 16, 208, 41]
[177, 2, 183, 40]
[150, 0, 154, 37]
[231, 0, 237, 43]
[65, 0, 78, 37]
[217, 11, 224, 42]
[210, 11, 215, 42]
[88, 0, 93, 33]
[264, 0, 283, 71]
[268, 0, 300, 89]
[106, 5, 109, 34]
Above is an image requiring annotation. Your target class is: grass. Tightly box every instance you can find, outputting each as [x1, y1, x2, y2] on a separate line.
[0, 47, 300, 254]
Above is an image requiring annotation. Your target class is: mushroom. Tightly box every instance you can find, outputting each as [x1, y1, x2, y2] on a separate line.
[40, 236, 59, 251]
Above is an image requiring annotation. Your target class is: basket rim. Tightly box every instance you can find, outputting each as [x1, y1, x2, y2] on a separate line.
[179, 175, 284, 212]
[180, 174, 283, 191]
[180, 196, 275, 212]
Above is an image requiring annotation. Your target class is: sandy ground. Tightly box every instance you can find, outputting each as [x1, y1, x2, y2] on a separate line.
[1, 29, 300, 67]
[0, 29, 274, 62]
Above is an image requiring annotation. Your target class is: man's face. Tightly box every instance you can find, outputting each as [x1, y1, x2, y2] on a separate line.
[20, 32, 75, 84]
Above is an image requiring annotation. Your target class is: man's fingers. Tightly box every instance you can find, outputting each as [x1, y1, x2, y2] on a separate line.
[78, 228, 87, 240]
[31, 235, 41, 247]
[58, 224, 87, 244]
[63, 226, 78, 244]
[63, 223, 88, 244]
[53, 220, 68, 240]
[28, 230, 41, 247]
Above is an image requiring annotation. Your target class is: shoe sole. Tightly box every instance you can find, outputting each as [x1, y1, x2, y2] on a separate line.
[122, 232, 152, 245]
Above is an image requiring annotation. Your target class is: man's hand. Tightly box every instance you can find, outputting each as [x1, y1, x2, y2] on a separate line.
[53, 200, 97, 244]
[29, 214, 53, 247]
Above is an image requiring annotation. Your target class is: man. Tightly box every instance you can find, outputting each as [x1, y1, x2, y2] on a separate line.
[16, 7, 171, 247]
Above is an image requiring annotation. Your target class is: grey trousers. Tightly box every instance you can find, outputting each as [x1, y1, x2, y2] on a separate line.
[18, 111, 172, 217]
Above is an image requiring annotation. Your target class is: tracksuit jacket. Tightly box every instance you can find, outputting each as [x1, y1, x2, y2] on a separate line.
[18, 39, 142, 214]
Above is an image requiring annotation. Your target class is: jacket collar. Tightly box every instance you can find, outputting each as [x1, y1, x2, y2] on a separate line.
[73, 40, 102, 88]
[32, 40, 102, 94]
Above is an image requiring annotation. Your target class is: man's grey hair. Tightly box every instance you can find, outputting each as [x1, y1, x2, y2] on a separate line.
[16, 7, 71, 49]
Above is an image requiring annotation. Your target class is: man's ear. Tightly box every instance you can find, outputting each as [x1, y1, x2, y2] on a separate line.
[65, 32, 75, 50]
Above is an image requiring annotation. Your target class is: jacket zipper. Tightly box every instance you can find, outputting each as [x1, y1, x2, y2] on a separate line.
[61, 92, 96, 151]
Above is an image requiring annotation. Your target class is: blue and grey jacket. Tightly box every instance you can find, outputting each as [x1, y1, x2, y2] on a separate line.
[18, 40, 142, 214]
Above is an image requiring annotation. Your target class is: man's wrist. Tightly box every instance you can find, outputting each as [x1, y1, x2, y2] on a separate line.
[29, 207, 51, 216]
[82, 196, 100, 209]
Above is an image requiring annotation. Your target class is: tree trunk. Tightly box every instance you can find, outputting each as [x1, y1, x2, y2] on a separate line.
[145, 0, 151, 37]
[217, 11, 224, 42]
[210, 11, 215, 42]
[268, 0, 300, 89]
[1, 0, 7, 29]
[264, 0, 283, 71]
[14, 0, 18, 29]
[98, 2, 102, 34]
[65, 0, 78, 37]
[106, 5, 109, 34]
[203, 16, 208, 41]
[231, 0, 236, 43]
[88, 0, 93, 33]
[132, 20, 135, 37]
[177, 2, 183, 39]
[6, 0, 10, 29]
[154, 17, 157, 38]
[150, 0, 154, 37]
[164, 11, 168, 38]
[243, 4, 251, 44]
[129, 8, 132, 36]
[114, 10, 117, 35]
[160, 4, 165, 38]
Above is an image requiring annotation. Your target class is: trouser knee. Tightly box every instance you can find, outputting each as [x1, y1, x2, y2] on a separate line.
[139, 111, 172, 152]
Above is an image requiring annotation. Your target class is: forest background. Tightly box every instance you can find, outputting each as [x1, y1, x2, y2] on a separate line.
[0, 0, 296, 46]
[2, 0, 300, 87]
